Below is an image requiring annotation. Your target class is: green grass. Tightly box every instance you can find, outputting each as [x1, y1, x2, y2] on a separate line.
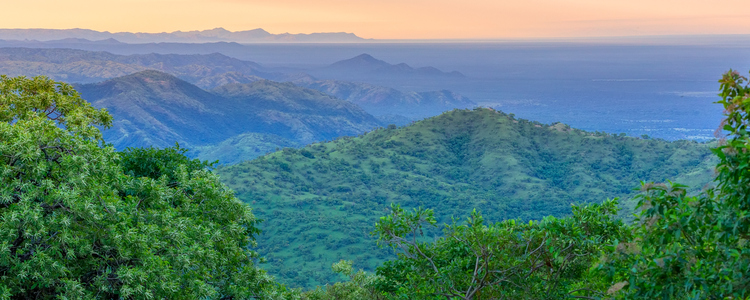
[216, 108, 716, 288]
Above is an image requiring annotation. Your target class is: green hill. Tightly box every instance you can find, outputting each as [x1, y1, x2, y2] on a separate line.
[77, 70, 382, 162]
[215, 108, 716, 288]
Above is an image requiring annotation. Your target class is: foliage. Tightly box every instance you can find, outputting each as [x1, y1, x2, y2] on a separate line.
[600, 70, 750, 299]
[302, 260, 385, 300]
[372, 200, 629, 299]
[217, 108, 715, 287]
[0, 74, 112, 137]
[119, 143, 216, 185]
[193, 132, 302, 165]
[0, 75, 278, 299]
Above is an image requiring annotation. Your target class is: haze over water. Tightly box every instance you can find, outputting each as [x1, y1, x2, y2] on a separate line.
[221, 40, 746, 141]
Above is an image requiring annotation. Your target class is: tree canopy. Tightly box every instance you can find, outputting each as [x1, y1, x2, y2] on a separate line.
[0, 75, 277, 299]
[598, 70, 750, 299]
[308, 69, 750, 299]
[2, 68, 749, 299]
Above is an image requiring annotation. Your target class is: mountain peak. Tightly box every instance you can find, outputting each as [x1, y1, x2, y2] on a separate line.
[124, 69, 180, 81]
[353, 53, 377, 60]
[205, 27, 231, 33]
[318, 54, 465, 80]
[327, 53, 391, 71]
[90, 69, 210, 98]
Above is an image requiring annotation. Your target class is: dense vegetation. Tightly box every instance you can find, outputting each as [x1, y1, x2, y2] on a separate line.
[3, 69, 749, 299]
[217, 108, 715, 287]
[297, 70, 750, 299]
[597, 70, 750, 298]
[0, 75, 287, 299]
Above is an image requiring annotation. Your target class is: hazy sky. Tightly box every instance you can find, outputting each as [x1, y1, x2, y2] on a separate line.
[1, 0, 749, 39]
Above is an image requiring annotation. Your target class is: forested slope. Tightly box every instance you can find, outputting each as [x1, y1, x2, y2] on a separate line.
[216, 108, 716, 287]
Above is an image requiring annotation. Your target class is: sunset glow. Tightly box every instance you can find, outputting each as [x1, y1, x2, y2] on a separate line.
[1, 0, 749, 39]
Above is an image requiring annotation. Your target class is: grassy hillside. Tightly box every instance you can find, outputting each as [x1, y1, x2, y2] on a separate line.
[216, 108, 716, 288]
[77, 70, 382, 161]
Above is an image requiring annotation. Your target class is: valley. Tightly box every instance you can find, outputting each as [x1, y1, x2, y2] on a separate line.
[0, 33, 741, 298]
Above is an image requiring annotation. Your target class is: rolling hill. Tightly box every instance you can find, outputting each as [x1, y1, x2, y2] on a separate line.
[215, 108, 716, 288]
[76, 70, 382, 163]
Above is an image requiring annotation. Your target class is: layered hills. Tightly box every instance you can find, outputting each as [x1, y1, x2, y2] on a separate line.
[0, 48, 474, 120]
[216, 108, 716, 288]
[290, 73, 474, 118]
[76, 70, 381, 163]
[0, 47, 268, 84]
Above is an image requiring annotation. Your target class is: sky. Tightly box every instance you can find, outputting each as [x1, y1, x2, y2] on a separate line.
[1, 0, 749, 39]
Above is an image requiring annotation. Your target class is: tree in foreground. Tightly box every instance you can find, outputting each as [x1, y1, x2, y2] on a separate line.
[302, 260, 384, 300]
[361, 70, 750, 300]
[600, 70, 750, 299]
[371, 199, 630, 300]
[0, 75, 282, 299]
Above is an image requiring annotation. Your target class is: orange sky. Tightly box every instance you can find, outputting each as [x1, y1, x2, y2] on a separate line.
[1, 0, 749, 39]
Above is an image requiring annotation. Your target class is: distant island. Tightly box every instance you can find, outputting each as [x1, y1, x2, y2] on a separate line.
[0, 27, 368, 43]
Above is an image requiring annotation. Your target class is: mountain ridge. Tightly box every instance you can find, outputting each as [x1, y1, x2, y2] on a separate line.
[0, 47, 269, 84]
[289, 73, 475, 118]
[76, 70, 383, 162]
[320, 53, 465, 78]
[0, 27, 367, 43]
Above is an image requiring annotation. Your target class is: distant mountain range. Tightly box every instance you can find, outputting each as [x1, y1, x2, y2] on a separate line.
[0, 28, 367, 43]
[76, 70, 382, 163]
[0, 47, 270, 84]
[0, 48, 474, 123]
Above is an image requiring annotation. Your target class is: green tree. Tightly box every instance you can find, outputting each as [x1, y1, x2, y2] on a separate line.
[0, 75, 279, 299]
[119, 143, 216, 186]
[600, 70, 750, 299]
[302, 260, 384, 300]
[372, 200, 629, 299]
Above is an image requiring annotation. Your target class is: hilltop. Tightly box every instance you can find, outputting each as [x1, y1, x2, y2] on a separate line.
[310, 53, 465, 83]
[216, 108, 716, 287]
